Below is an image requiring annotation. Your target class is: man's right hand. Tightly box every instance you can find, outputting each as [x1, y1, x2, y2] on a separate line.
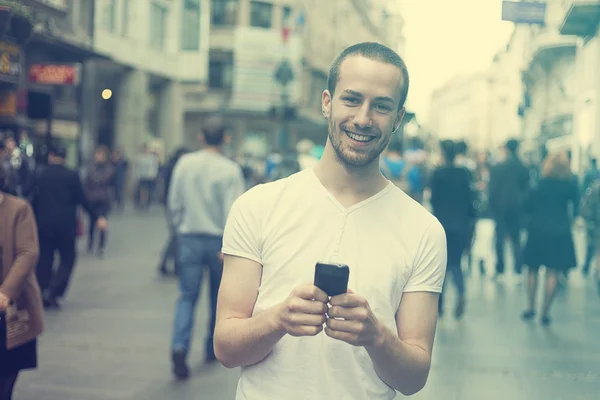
[276, 285, 329, 337]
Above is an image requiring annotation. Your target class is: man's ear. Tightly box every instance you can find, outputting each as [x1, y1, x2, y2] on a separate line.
[393, 107, 406, 133]
[322, 90, 332, 119]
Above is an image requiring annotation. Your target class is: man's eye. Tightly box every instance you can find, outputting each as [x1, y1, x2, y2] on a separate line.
[343, 97, 359, 104]
[375, 105, 391, 112]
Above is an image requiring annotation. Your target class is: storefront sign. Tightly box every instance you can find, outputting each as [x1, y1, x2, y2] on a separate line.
[29, 63, 81, 85]
[0, 40, 22, 79]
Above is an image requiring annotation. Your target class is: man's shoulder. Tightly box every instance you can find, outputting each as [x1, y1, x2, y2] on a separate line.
[233, 170, 308, 210]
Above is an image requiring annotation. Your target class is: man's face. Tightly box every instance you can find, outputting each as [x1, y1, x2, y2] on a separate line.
[95, 150, 107, 163]
[5, 138, 16, 152]
[322, 56, 405, 168]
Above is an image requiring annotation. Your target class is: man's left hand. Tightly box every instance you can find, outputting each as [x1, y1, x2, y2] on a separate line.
[325, 290, 383, 347]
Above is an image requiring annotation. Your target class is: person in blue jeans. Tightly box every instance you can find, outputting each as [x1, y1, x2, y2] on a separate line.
[167, 117, 246, 379]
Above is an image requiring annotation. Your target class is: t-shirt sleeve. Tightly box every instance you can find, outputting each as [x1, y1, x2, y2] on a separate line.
[221, 187, 263, 264]
[403, 219, 447, 293]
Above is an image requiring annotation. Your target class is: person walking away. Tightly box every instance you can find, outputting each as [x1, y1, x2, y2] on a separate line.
[580, 178, 600, 294]
[521, 152, 578, 325]
[430, 140, 476, 319]
[158, 147, 190, 276]
[29, 145, 107, 308]
[135, 144, 159, 211]
[84, 146, 114, 258]
[581, 158, 600, 276]
[488, 139, 530, 279]
[0, 180, 44, 400]
[214, 42, 447, 399]
[110, 149, 129, 213]
[168, 117, 245, 379]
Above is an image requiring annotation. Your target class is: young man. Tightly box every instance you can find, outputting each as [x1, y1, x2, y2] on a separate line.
[215, 42, 447, 399]
[168, 117, 245, 379]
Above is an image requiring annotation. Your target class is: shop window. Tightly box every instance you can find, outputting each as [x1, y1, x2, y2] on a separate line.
[212, 0, 239, 26]
[250, 1, 273, 29]
[182, 0, 201, 50]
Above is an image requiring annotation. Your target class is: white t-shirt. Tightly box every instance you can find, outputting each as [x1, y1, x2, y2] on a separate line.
[222, 168, 447, 400]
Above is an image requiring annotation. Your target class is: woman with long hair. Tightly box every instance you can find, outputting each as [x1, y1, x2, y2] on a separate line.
[430, 140, 476, 319]
[0, 170, 44, 399]
[522, 152, 578, 325]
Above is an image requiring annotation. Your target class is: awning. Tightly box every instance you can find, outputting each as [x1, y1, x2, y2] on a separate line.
[559, 0, 600, 37]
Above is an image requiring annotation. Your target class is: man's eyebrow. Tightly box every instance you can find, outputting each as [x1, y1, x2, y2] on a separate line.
[341, 89, 394, 103]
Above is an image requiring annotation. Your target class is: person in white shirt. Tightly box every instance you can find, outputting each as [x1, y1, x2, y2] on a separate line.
[215, 42, 447, 399]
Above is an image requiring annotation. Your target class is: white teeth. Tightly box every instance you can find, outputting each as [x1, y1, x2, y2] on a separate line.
[346, 131, 373, 142]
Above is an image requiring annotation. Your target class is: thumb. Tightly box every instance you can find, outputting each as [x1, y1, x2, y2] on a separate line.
[346, 288, 354, 294]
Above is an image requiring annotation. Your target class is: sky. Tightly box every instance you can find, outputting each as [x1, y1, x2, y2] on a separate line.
[394, 0, 515, 123]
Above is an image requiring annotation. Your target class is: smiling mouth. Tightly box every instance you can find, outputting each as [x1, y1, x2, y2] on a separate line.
[344, 130, 376, 143]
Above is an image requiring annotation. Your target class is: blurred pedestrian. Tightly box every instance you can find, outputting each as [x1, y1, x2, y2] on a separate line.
[430, 140, 476, 319]
[84, 146, 114, 258]
[110, 149, 129, 213]
[29, 145, 107, 309]
[168, 117, 245, 379]
[488, 139, 530, 279]
[580, 177, 600, 294]
[134, 144, 159, 211]
[522, 152, 578, 325]
[214, 42, 446, 399]
[0, 176, 44, 400]
[159, 147, 190, 276]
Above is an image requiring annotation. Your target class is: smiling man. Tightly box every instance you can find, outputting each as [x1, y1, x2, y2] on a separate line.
[215, 42, 447, 399]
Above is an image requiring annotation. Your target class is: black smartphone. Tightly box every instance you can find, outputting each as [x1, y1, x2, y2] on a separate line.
[314, 262, 350, 297]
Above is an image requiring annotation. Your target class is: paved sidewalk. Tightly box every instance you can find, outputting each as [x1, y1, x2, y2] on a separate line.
[13, 213, 600, 400]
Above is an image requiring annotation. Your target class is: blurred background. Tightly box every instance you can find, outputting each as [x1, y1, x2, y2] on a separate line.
[0, 0, 599, 399]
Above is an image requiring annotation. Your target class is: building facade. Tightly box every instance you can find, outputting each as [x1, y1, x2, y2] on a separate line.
[183, 0, 406, 161]
[428, 73, 492, 151]
[559, 0, 600, 169]
[87, 0, 210, 163]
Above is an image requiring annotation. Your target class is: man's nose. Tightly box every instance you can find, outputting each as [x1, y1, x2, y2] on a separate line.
[353, 104, 372, 128]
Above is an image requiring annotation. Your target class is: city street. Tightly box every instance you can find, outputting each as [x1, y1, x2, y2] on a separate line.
[14, 209, 600, 400]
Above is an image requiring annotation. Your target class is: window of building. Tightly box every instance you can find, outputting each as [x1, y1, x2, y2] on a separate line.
[182, 0, 201, 50]
[250, 1, 273, 29]
[150, 3, 168, 51]
[101, 0, 116, 31]
[212, 0, 239, 26]
[282, 5, 292, 26]
[121, 0, 130, 37]
[209, 55, 234, 89]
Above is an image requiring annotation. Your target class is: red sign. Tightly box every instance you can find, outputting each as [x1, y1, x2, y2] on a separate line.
[29, 64, 80, 85]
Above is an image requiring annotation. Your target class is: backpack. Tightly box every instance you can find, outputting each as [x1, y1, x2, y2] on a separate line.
[580, 181, 600, 224]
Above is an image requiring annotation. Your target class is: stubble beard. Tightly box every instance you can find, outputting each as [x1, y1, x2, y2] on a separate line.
[328, 117, 390, 168]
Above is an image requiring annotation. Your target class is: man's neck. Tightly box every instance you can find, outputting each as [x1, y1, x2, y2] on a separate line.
[313, 145, 387, 200]
[205, 145, 223, 154]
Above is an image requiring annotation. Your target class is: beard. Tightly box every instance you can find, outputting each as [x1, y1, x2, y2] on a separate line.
[328, 117, 391, 168]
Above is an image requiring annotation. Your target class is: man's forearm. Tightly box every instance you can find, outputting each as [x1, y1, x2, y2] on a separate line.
[365, 324, 432, 396]
[214, 304, 286, 368]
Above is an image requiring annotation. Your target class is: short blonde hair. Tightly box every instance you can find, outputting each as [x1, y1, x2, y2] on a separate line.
[542, 152, 572, 180]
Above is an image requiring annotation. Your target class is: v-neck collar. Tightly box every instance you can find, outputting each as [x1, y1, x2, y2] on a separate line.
[308, 168, 393, 213]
